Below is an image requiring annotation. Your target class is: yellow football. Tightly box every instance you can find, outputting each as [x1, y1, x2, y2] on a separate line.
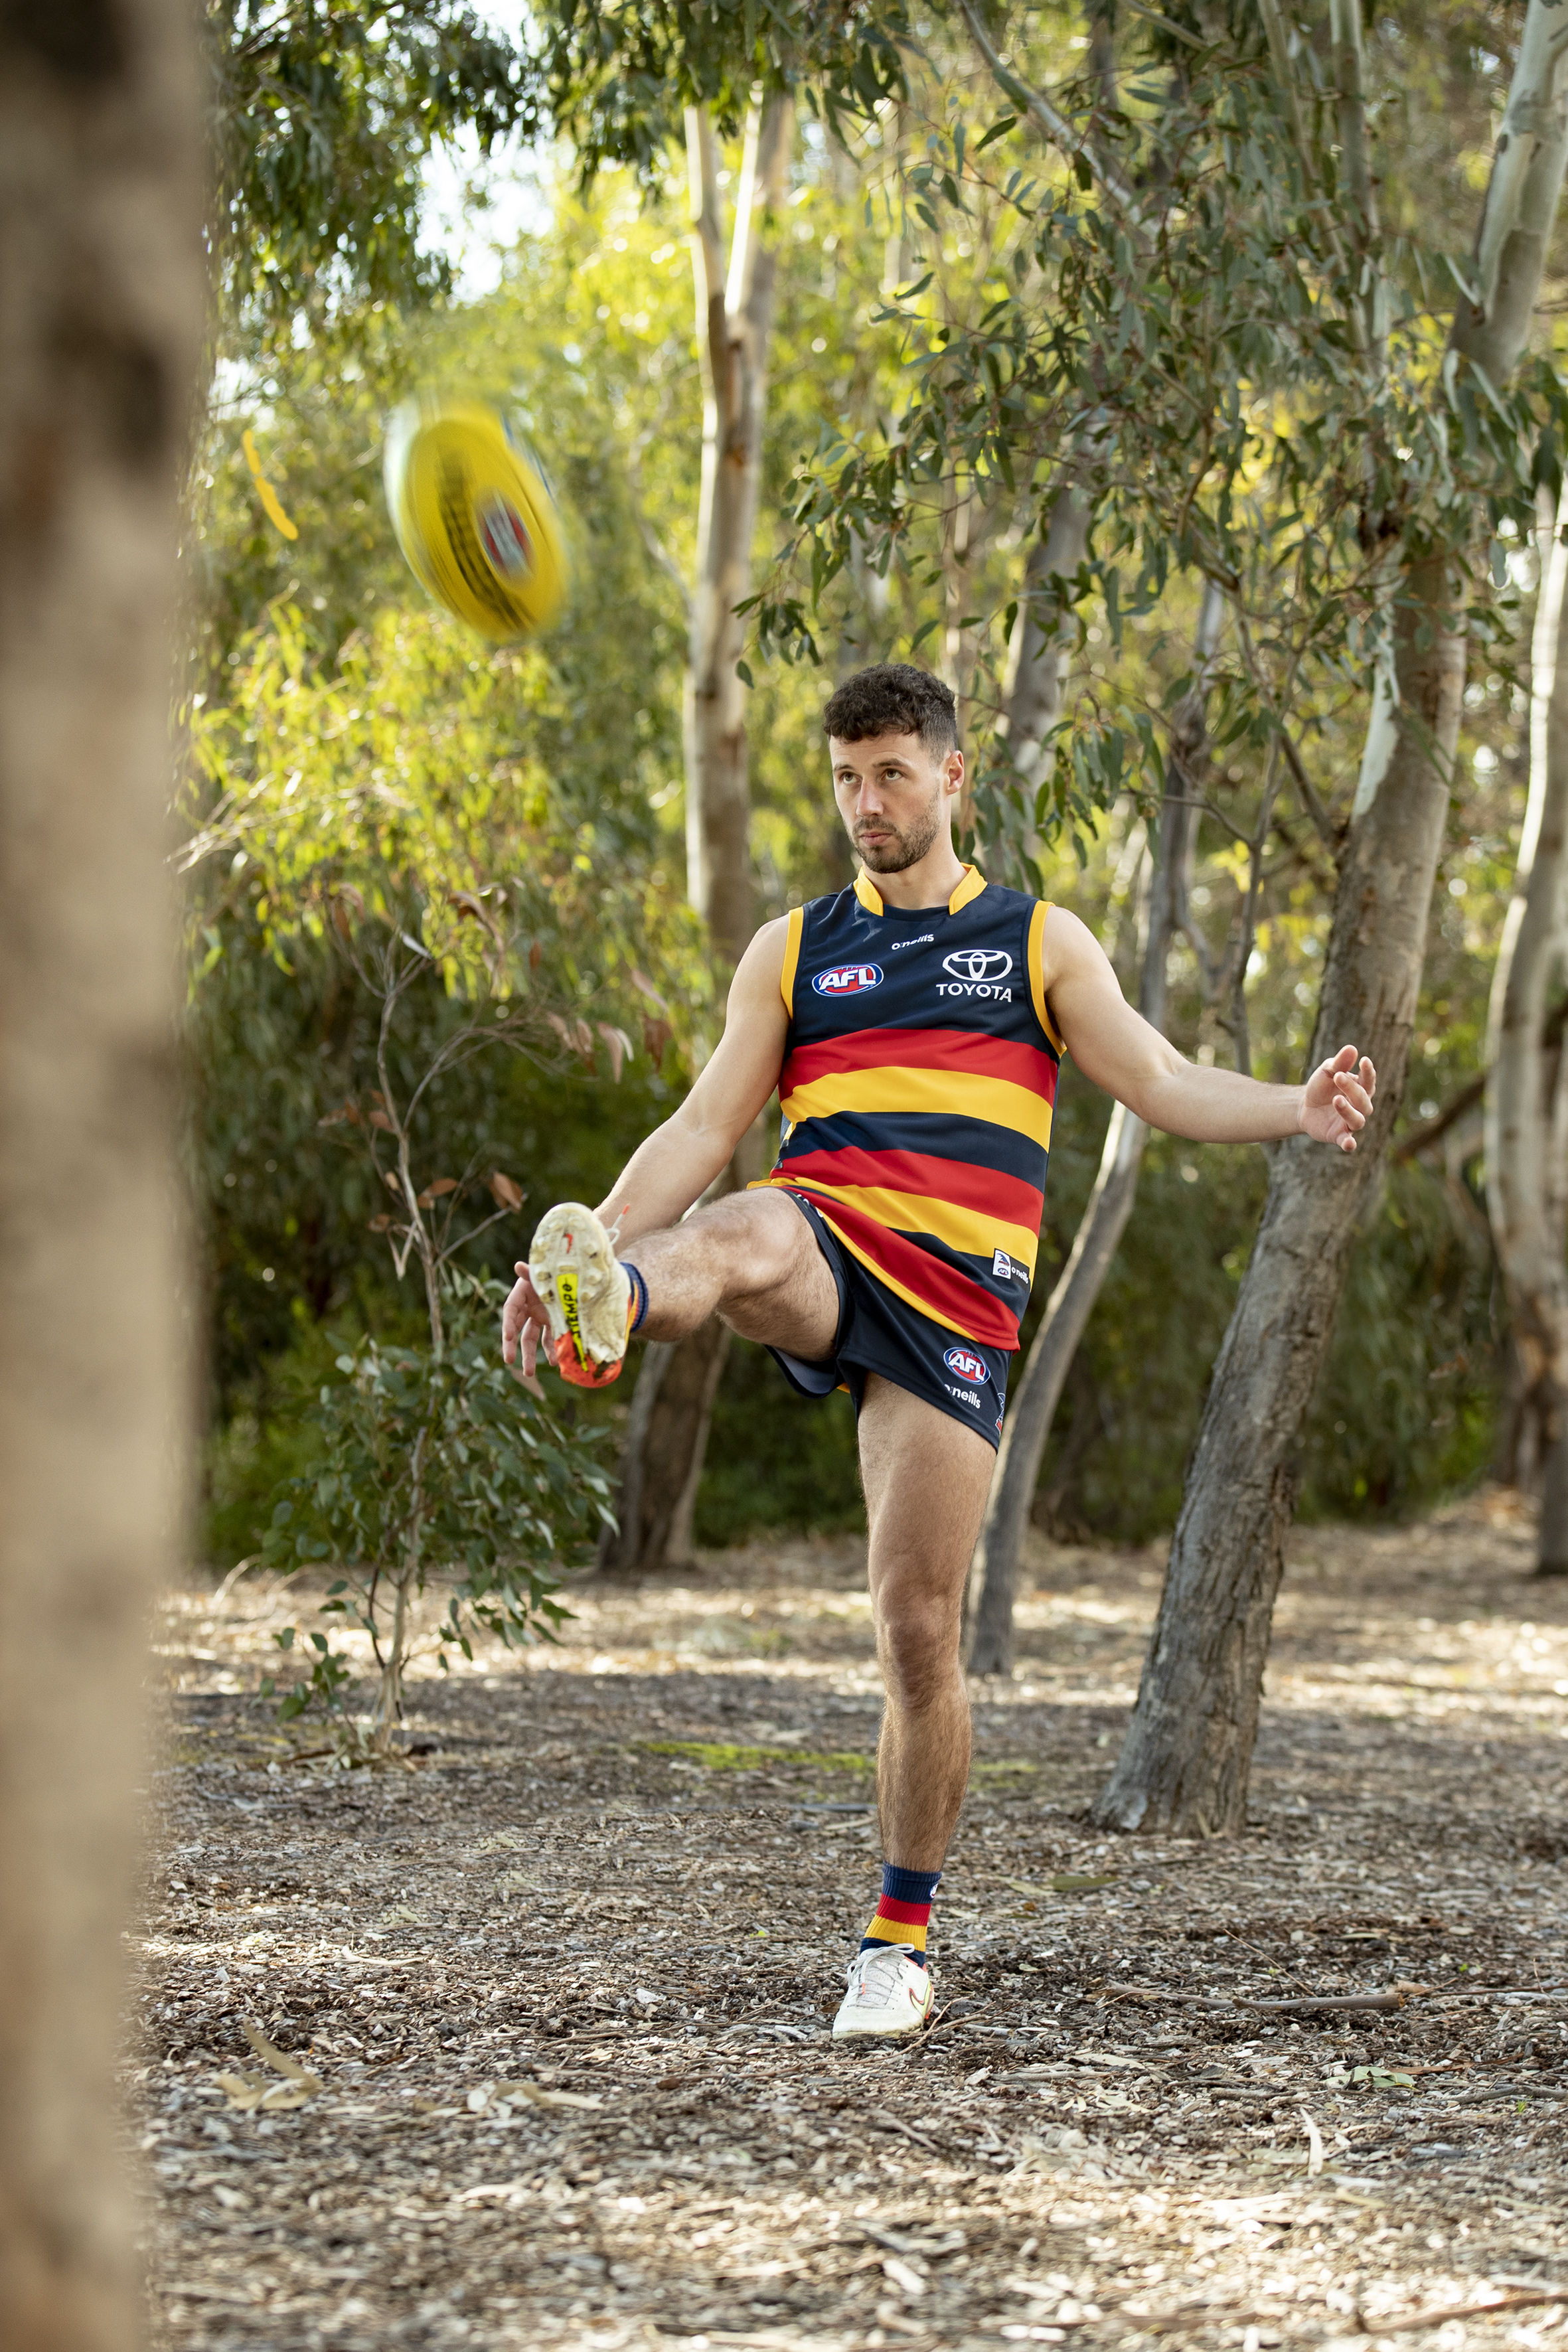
[383, 392, 568, 641]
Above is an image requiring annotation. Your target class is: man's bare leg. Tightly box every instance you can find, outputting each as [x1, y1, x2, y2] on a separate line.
[625, 1190, 841, 1360]
[857, 1376, 996, 1869]
[503, 1188, 842, 1382]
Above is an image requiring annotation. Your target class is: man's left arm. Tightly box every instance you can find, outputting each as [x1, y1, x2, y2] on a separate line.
[1042, 906, 1376, 1151]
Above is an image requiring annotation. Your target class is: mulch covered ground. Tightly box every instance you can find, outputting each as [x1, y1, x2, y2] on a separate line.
[133, 1488, 1568, 2351]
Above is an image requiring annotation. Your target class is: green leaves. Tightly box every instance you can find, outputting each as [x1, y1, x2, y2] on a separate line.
[749, 6, 1565, 884]
[207, 0, 532, 341]
[260, 1274, 609, 1728]
[182, 598, 710, 1052]
[531, 0, 909, 183]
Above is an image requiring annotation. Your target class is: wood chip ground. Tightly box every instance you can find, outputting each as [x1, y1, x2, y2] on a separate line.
[133, 1488, 1568, 2350]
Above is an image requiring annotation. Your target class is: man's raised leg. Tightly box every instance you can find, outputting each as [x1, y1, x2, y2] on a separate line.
[627, 1190, 840, 1360]
[833, 1376, 996, 2041]
[503, 1189, 839, 1383]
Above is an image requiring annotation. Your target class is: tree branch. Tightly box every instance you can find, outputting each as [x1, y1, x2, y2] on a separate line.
[955, 0, 1145, 230]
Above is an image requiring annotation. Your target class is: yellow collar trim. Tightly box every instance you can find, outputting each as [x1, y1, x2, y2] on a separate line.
[948, 864, 987, 913]
[853, 864, 986, 918]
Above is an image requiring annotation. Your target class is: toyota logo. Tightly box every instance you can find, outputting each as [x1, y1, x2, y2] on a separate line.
[942, 949, 1013, 983]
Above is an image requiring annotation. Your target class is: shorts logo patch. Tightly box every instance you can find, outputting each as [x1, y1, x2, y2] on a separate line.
[813, 961, 884, 996]
[943, 1345, 990, 1387]
[943, 949, 1012, 984]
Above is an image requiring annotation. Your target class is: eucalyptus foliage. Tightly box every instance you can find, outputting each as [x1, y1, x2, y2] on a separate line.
[206, 0, 528, 336]
[261, 1275, 609, 1741]
[759, 9, 1567, 890]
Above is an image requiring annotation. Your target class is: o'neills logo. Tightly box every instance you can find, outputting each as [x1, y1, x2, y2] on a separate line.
[813, 962, 883, 996]
[943, 1345, 990, 1386]
[937, 947, 1013, 1001]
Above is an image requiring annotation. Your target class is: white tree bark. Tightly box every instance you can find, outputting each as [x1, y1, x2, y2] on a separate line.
[603, 105, 792, 1574]
[1093, 0, 1568, 1834]
[0, 1, 199, 2342]
[684, 95, 792, 967]
[1486, 485, 1568, 1574]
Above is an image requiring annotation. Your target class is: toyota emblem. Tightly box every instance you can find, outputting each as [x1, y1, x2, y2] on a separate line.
[941, 949, 1014, 983]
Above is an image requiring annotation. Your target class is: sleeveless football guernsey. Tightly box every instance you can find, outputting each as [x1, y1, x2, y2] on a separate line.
[761, 866, 1063, 1352]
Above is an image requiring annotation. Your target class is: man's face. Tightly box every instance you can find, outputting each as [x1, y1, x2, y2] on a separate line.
[828, 728, 964, 874]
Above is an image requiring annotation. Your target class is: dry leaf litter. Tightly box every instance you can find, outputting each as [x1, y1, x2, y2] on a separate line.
[133, 1488, 1568, 2351]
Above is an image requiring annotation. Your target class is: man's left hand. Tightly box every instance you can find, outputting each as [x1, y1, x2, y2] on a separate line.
[1300, 1045, 1376, 1152]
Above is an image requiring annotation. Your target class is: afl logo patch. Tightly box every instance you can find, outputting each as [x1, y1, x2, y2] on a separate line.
[813, 962, 884, 996]
[943, 1345, 990, 1386]
[943, 949, 1013, 983]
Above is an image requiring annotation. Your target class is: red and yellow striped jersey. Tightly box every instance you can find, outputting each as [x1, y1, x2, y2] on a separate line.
[760, 866, 1062, 1352]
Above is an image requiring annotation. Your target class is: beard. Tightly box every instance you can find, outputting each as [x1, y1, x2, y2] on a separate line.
[852, 795, 943, 873]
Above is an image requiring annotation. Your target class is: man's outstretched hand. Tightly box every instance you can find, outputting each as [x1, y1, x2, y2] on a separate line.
[501, 1261, 548, 1383]
[1300, 1045, 1377, 1152]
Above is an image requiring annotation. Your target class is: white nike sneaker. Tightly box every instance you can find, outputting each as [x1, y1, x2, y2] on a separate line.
[831, 1944, 935, 2042]
[528, 1202, 633, 1389]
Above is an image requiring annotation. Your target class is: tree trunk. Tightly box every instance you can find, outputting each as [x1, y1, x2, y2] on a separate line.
[1486, 487, 1568, 1575]
[684, 94, 792, 967]
[967, 584, 1222, 1674]
[0, 3, 198, 2344]
[1093, 564, 1463, 1835]
[1089, 0, 1568, 1838]
[599, 1127, 767, 1573]
[1000, 489, 1090, 792]
[599, 100, 792, 1575]
[967, 1101, 1146, 1672]
[598, 1322, 732, 1571]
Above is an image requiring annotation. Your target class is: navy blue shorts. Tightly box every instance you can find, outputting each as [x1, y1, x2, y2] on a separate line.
[766, 1189, 1013, 1450]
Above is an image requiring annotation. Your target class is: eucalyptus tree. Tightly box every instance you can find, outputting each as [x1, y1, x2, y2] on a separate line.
[1094, 0, 1568, 1836]
[761, 0, 1568, 1830]
[1486, 487, 1568, 1577]
[596, 98, 798, 1573]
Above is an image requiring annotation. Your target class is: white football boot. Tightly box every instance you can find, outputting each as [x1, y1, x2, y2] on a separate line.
[831, 1943, 935, 2042]
[528, 1202, 633, 1389]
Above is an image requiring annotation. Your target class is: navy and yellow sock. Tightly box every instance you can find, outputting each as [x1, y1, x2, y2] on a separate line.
[625, 1261, 649, 1332]
[860, 1863, 940, 1970]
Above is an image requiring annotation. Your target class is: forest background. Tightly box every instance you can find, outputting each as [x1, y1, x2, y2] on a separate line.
[191, 0, 1535, 1607]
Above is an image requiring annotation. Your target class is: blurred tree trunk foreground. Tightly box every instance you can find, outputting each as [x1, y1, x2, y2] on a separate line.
[1487, 484, 1568, 1575]
[0, 0, 198, 2344]
[1094, 0, 1568, 1834]
[601, 98, 791, 1572]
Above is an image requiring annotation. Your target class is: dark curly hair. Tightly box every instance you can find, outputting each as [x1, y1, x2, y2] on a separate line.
[822, 663, 959, 755]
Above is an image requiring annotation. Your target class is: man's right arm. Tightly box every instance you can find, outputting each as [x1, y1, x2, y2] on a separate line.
[593, 917, 791, 1243]
[501, 917, 790, 1378]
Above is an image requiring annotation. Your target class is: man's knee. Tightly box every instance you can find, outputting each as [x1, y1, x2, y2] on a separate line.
[876, 1589, 964, 1707]
[696, 1192, 803, 1308]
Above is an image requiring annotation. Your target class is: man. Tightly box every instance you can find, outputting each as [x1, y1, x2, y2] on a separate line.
[501, 663, 1375, 2043]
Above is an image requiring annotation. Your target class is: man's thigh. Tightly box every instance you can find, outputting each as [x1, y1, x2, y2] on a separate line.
[691, 1187, 842, 1362]
[857, 1374, 998, 1613]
